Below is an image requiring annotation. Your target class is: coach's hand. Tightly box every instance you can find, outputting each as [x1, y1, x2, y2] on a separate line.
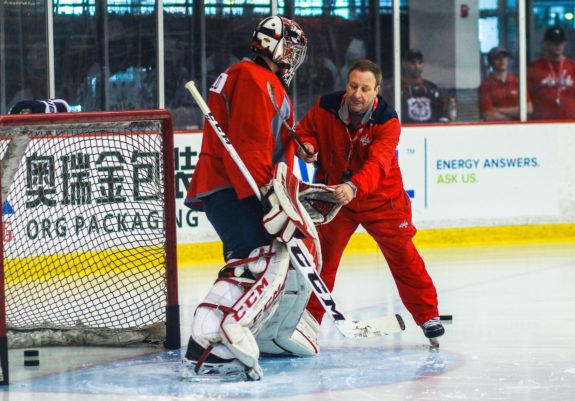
[331, 183, 356, 205]
[296, 142, 316, 164]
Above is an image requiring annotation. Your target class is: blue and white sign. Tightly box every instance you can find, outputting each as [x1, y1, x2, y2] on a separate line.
[399, 124, 559, 221]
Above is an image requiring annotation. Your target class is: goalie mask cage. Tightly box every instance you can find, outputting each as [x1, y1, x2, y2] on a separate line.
[0, 110, 180, 385]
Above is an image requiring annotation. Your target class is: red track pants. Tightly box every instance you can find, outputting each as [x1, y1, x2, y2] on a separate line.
[306, 191, 439, 326]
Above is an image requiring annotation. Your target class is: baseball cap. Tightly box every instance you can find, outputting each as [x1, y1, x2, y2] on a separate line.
[404, 48, 423, 62]
[544, 27, 566, 43]
[487, 46, 510, 62]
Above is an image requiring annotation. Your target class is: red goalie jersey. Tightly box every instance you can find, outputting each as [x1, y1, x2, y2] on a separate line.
[186, 60, 297, 210]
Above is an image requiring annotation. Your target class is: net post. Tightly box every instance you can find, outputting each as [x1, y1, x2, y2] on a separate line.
[160, 113, 181, 350]
[0, 165, 8, 385]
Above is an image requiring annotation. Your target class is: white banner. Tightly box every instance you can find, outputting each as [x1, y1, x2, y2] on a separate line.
[398, 124, 559, 222]
[173, 133, 216, 244]
[175, 123, 562, 243]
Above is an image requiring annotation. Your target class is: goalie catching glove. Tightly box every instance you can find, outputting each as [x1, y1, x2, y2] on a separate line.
[298, 181, 341, 225]
[262, 162, 341, 242]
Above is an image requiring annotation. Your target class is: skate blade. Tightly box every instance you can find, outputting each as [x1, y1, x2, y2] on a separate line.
[180, 367, 250, 382]
[180, 372, 250, 382]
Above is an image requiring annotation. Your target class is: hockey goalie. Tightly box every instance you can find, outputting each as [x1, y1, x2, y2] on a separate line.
[181, 15, 343, 381]
[182, 162, 340, 381]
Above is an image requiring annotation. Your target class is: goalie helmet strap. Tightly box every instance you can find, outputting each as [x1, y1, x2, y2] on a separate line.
[214, 277, 255, 289]
[218, 248, 277, 279]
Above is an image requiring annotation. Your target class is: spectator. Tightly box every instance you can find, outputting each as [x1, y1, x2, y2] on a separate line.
[296, 59, 445, 344]
[527, 27, 575, 120]
[478, 47, 532, 121]
[401, 49, 447, 123]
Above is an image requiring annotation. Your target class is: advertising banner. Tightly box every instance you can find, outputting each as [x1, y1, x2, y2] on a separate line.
[175, 123, 560, 243]
[399, 124, 559, 221]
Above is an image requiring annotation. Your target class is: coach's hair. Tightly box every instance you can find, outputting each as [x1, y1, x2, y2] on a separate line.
[347, 59, 382, 87]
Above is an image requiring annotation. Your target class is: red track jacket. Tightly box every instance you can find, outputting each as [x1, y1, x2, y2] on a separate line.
[296, 91, 405, 211]
[298, 92, 440, 326]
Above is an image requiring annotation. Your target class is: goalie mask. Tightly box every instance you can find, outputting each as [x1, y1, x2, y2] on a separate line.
[251, 16, 307, 87]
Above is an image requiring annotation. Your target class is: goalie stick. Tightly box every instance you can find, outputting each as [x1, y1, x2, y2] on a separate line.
[266, 81, 313, 158]
[185, 80, 405, 339]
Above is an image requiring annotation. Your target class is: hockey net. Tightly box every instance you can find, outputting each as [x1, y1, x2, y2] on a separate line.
[0, 110, 180, 383]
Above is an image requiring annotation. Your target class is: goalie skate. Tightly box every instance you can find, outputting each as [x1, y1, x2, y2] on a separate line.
[180, 358, 263, 382]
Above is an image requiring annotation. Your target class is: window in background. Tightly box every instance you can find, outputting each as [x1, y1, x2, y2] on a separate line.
[53, 1, 158, 111]
[378, 1, 395, 108]
[164, 2, 201, 130]
[164, 0, 194, 15]
[205, 0, 271, 16]
[2, 2, 48, 114]
[400, 0, 474, 124]
[527, 1, 575, 120]
[287, 0, 378, 119]
[477, 1, 521, 121]
[479, 0, 498, 10]
[54, 0, 96, 16]
[401, 0, 520, 124]
[165, 2, 271, 129]
[479, 16, 499, 54]
[53, 1, 98, 111]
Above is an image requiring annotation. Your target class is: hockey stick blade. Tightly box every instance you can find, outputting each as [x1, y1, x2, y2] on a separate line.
[266, 81, 313, 157]
[185, 80, 405, 340]
[335, 315, 405, 338]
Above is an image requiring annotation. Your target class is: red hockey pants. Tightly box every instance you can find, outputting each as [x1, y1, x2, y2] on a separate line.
[306, 191, 439, 326]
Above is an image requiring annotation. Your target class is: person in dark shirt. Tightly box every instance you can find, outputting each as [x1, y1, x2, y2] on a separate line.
[401, 49, 447, 123]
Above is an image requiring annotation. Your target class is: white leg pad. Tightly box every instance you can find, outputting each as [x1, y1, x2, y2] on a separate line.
[220, 322, 260, 369]
[256, 266, 320, 356]
[185, 242, 290, 379]
[221, 242, 290, 359]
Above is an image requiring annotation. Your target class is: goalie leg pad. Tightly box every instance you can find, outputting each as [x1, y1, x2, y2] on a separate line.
[220, 242, 290, 367]
[256, 267, 320, 356]
[185, 242, 290, 378]
[256, 237, 322, 357]
[281, 309, 320, 356]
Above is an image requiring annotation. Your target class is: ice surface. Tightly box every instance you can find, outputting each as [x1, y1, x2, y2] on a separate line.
[3, 243, 575, 401]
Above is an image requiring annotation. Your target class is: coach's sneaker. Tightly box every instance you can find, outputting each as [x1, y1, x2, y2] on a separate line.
[420, 317, 445, 339]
